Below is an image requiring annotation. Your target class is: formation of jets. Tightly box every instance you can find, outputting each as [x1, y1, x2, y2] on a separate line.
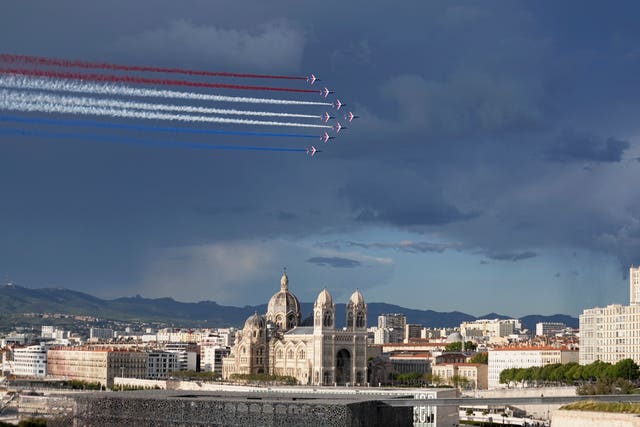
[306, 145, 320, 156]
[306, 73, 360, 156]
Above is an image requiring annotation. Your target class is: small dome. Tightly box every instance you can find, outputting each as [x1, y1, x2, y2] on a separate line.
[447, 332, 463, 343]
[316, 288, 333, 306]
[348, 289, 365, 306]
[244, 312, 266, 330]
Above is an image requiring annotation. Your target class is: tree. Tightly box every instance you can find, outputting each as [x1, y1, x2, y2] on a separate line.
[444, 341, 477, 352]
[469, 352, 488, 364]
[613, 359, 640, 382]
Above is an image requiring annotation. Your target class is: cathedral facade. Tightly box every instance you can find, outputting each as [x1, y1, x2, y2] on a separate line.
[222, 272, 368, 386]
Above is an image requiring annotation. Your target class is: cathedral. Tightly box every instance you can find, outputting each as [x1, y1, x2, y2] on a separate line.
[222, 272, 368, 386]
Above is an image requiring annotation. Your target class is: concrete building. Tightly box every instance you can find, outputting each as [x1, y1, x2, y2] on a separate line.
[580, 266, 640, 365]
[631, 265, 640, 306]
[147, 351, 179, 379]
[535, 322, 566, 337]
[388, 352, 431, 376]
[11, 344, 48, 377]
[404, 324, 423, 342]
[431, 363, 488, 389]
[488, 347, 579, 388]
[90, 328, 114, 341]
[47, 346, 148, 388]
[164, 342, 199, 371]
[200, 344, 230, 375]
[223, 272, 368, 386]
[461, 319, 521, 339]
[377, 313, 406, 344]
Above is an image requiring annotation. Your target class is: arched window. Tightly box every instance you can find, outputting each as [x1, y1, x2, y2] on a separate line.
[299, 349, 305, 359]
[287, 314, 295, 329]
[277, 349, 283, 359]
[356, 312, 365, 328]
[347, 312, 354, 328]
[287, 349, 294, 359]
[323, 311, 332, 327]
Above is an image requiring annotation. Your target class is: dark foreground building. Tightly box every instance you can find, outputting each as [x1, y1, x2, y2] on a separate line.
[47, 390, 413, 427]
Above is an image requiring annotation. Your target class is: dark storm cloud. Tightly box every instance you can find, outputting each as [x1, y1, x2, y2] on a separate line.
[317, 240, 461, 254]
[482, 251, 538, 262]
[115, 19, 305, 71]
[545, 131, 630, 163]
[2, 0, 640, 313]
[341, 178, 479, 227]
[306, 257, 361, 268]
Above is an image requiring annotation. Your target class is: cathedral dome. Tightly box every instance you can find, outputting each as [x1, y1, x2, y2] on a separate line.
[266, 271, 301, 330]
[244, 312, 266, 330]
[316, 288, 333, 306]
[348, 289, 365, 306]
[447, 332, 462, 343]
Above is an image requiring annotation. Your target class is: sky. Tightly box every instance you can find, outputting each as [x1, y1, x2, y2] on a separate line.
[1, 1, 640, 317]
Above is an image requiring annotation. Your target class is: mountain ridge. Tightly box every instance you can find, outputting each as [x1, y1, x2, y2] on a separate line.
[0, 283, 578, 330]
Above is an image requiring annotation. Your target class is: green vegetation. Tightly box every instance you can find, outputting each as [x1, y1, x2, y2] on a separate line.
[444, 341, 477, 352]
[168, 370, 220, 380]
[469, 352, 488, 364]
[229, 373, 297, 385]
[392, 372, 425, 386]
[499, 359, 640, 392]
[561, 400, 640, 413]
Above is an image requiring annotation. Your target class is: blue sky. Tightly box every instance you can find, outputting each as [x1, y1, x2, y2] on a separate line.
[1, 1, 639, 316]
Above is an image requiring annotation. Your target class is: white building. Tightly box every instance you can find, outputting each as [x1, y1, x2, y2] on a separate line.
[200, 345, 230, 374]
[461, 319, 521, 339]
[11, 344, 48, 377]
[164, 343, 199, 371]
[90, 328, 114, 341]
[535, 322, 566, 337]
[580, 266, 640, 365]
[631, 266, 640, 306]
[488, 347, 579, 388]
[377, 313, 406, 344]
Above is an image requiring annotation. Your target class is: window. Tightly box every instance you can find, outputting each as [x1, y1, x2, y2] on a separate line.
[356, 312, 365, 328]
[324, 311, 333, 327]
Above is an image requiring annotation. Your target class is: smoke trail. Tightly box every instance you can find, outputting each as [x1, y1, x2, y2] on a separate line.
[0, 127, 308, 153]
[0, 114, 317, 139]
[0, 53, 308, 81]
[0, 94, 332, 129]
[0, 89, 320, 119]
[0, 75, 332, 106]
[0, 67, 321, 94]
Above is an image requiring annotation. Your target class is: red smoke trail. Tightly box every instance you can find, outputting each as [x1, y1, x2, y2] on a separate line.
[0, 67, 320, 94]
[0, 53, 308, 81]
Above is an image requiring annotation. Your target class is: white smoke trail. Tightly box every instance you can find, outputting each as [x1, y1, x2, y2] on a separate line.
[0, 94, 333, 129]
[0, 89, 321, 119]
[0, 74, 333, 107]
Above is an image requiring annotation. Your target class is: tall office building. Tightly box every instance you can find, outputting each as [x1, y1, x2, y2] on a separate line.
[580, 266, 640, 365]
[631, 266, 640, 306]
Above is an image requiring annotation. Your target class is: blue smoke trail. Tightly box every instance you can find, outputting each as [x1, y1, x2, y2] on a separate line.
[0, 127, 308, 153]
[0, 114, 317, 139]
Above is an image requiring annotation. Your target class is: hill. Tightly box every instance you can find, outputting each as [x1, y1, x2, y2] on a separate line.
[0, 283, 578, 329]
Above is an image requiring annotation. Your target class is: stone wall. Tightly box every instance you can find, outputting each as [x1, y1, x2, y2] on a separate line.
[47, 391, 413, 427]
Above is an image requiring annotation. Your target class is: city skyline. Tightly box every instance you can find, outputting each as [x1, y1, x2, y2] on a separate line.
[1, 1, 640, 317]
